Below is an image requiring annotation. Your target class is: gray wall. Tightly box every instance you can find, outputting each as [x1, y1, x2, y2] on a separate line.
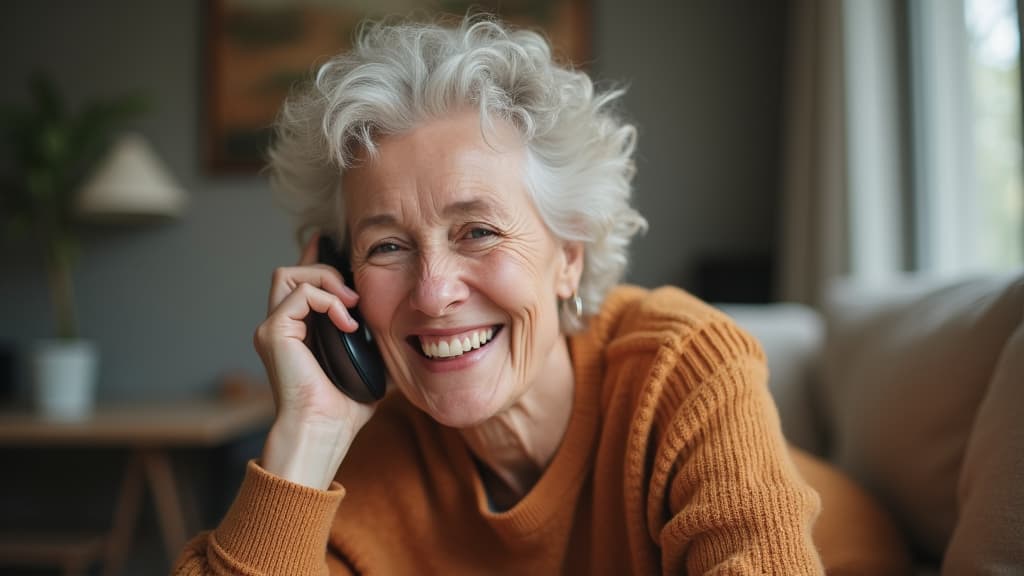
[0, 1, 787, 402]
[601, 2, 786, 288]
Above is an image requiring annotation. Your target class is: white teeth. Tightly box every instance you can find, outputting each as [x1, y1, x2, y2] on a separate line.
[420, 328, 495, 359]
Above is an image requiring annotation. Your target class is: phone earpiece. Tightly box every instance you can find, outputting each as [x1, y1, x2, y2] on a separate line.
[308, 234, 387, 403]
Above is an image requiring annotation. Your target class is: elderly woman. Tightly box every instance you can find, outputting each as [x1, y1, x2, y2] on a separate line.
[176, 15, 909, 576]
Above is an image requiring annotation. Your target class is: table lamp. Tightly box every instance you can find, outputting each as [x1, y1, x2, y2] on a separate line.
[75, 132, 188, 221]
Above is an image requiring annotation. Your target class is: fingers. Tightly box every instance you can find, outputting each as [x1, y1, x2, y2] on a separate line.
[268, 265, 358, 316]
[268, 281, 359, 336]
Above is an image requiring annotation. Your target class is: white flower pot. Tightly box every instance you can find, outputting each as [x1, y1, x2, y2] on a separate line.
[32, 339, 98, 420]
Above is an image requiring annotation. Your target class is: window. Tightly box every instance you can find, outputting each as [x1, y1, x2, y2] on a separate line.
[911, 0, 1023, 274]
[965, 0, 1023, 269]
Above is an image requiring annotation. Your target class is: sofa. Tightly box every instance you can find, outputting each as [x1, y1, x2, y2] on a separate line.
[721, 269, 1024, 574]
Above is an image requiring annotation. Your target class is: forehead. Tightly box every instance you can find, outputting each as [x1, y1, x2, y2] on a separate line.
[341, 111, 529, 222]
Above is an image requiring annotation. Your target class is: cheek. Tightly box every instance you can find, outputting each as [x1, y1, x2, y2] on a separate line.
[354, 268, 406, 335]
[479, 246, 562, 335]
[354, 267, 420, 394]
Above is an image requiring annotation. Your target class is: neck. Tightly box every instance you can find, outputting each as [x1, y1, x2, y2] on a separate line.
[460, 335, 576, 508]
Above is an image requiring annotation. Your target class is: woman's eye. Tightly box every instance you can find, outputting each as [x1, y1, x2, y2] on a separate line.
[464, 227, 495, 240]
[369, 242, 401, 256]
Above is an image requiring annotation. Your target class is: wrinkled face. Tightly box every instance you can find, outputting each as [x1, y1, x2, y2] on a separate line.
[342, 110, 581, 428]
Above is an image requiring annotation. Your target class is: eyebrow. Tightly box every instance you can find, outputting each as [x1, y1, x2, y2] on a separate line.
[351, 198, 506, 237]
[442, 199, 506, 220]
[351, 213, 398, 237]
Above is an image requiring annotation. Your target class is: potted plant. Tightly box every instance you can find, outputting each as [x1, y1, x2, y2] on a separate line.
[0, 75, 144, 418]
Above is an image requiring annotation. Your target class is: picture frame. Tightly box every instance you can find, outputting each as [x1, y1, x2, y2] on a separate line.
[203, 0, 592, 173]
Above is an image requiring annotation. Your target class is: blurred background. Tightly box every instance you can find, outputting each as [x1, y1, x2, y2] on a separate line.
[0, 0, 1021, 573]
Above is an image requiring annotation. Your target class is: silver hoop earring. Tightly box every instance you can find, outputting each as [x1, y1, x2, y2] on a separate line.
[563, 292, 583, 320]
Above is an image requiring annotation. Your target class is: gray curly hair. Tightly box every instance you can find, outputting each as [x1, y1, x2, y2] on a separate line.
[267, 14, 647, 331]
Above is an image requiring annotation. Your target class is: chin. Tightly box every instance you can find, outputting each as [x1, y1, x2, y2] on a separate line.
[419, 386, 504, 429]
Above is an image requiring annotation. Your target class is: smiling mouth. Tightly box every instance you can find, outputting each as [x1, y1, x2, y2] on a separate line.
[410, 326, 502, 359]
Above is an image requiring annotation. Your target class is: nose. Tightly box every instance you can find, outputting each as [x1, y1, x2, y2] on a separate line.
[408, 251, 469, 317]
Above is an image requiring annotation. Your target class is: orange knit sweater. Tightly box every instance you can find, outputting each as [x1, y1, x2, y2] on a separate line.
[175, 285, 823, 575]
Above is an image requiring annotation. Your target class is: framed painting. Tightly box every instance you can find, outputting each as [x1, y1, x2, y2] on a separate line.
[204, 0, 593, 173]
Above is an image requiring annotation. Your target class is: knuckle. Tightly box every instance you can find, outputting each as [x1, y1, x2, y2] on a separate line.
[253, 323, 268, 347]
[271, 266, 290, 285]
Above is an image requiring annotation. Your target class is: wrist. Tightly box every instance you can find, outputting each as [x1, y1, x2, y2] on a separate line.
[261, 417, 354, 489]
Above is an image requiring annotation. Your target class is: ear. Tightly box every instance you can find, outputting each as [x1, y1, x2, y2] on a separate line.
[555, 240, 585, 300]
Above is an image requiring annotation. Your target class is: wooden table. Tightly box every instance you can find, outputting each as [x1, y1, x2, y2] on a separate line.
[0, 395, 274, 576]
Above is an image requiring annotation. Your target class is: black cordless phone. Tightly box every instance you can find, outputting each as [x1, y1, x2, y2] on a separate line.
[309, 234, 387, 403]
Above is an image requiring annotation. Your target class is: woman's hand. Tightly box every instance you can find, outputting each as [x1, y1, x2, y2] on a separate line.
[255, 233, 378, 489]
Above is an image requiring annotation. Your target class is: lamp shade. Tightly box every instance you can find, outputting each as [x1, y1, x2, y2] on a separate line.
[76, 132, 187, 220]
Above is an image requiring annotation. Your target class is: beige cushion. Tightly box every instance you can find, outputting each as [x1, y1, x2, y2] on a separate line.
[821, 271, 1024, 561]
[942, 318, 1024, 574]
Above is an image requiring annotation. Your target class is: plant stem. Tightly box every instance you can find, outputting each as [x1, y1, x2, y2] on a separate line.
[46, 237, 78, 340]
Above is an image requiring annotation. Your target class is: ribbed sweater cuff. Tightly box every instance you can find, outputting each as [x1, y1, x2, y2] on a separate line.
[211, 459, 344, 574]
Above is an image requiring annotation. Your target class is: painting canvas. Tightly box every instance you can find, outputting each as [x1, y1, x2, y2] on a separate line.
[204, 0, 592, 173]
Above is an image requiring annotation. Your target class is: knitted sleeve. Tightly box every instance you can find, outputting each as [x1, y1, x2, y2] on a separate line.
[171, 460, 349, 576]
[623, 319, 823, 575]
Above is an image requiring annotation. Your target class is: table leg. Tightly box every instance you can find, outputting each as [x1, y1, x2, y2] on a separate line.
[102, 453, 144, 576]
[141, 449, 187, 562]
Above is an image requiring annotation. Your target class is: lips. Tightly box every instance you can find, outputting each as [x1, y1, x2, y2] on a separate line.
[416, 326, 497, 359]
